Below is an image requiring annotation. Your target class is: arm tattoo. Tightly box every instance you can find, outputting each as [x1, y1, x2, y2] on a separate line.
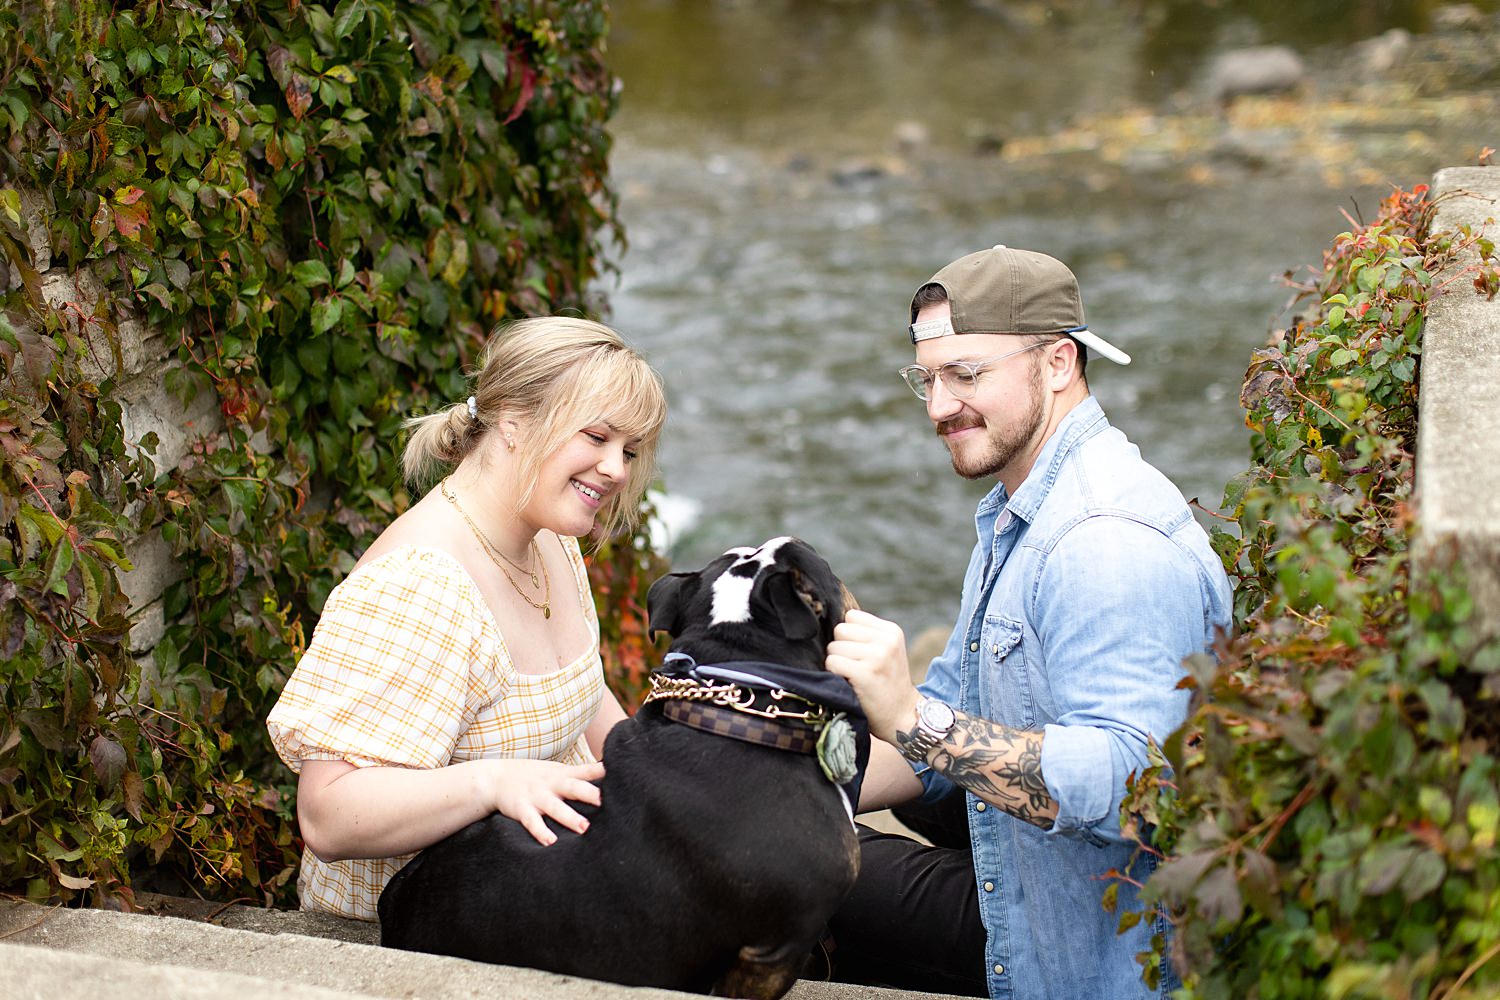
[901, 712, 1058, 829]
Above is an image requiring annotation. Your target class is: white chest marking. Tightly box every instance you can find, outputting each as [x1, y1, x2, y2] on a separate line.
[708, 537, 796, 625]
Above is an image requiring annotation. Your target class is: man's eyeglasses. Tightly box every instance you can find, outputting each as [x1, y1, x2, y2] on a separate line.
[897, 341, 1050, 401]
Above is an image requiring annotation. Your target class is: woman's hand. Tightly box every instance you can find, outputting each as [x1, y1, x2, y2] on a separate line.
[482, 757, 606, 846]
[296, 755, 605, 861]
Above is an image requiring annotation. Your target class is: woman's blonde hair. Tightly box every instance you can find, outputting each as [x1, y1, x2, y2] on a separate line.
[403, 317, 667, 540]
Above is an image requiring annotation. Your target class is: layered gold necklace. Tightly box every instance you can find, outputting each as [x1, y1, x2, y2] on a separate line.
[439, 478, 552, 619]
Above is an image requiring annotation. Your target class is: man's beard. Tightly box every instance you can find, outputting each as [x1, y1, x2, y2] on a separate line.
[936, 364, 1046, 481]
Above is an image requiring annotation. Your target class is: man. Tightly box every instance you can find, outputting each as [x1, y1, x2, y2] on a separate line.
[825, 245, 1232, 998]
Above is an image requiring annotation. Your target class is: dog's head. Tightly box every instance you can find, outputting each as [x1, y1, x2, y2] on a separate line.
[646, 537, 857, 671]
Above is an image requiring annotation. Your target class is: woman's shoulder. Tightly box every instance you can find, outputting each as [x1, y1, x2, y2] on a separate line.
[326, 545, 485, 620]
[345, 544, 470, 585]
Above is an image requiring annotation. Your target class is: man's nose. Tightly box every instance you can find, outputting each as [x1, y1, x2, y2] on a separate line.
[925, 379, 964, 422]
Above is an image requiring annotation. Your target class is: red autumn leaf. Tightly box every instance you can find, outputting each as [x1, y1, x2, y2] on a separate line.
[502, 49, 536, 125]
[113, 201, 150, 240]
[114, 186, 146, 205]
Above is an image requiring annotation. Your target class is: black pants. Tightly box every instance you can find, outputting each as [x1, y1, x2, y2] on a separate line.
[825, 794, 989, 997]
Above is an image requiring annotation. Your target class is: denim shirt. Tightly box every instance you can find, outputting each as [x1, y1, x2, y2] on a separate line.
[915, 396, 1232, 1000]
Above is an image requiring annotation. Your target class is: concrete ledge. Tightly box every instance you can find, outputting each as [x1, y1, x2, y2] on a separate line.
[1414, 166, 1500, 638]
[0, 898, 957, 1000]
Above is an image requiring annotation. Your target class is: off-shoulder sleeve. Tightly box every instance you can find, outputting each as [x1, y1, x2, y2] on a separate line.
[266, 548, 500, 772]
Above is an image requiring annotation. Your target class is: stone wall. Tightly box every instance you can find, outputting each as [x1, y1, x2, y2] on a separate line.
[1413, 166, 1500, 639]
[11, 189, 223, 658]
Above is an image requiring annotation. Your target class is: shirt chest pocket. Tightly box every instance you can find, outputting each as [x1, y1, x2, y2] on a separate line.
[978, 619, 1033, 728]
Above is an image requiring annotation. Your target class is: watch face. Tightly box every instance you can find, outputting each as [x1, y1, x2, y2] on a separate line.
[919, 698, 956, 732]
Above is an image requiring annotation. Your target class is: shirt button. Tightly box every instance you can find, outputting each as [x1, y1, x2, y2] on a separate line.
[975, 802, 987, 812]
[983, 881, 995, 892]
[969, 641, 979, 652]
[991, 644, 1000, 655]
[994, 964, 1006, 975]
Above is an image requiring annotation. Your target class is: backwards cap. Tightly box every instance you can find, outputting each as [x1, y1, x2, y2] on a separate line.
[908, 245, 1131, 365]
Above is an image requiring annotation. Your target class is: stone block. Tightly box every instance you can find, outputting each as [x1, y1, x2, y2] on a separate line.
[19, 187, 52, 272]
[127, 598, 167, 655]
[120, 527, 184, 655]
[1414, 166, 1500, 639]
[117, 368, 224, 476]
[39, 264, 168, 384]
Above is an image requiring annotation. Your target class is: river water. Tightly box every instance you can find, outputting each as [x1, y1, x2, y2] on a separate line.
[600, 0, 1494, 631]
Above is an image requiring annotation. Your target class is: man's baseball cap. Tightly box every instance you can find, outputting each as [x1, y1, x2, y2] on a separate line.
[907, 245, 1132, 365]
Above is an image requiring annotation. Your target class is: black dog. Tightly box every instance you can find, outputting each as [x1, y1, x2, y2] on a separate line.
[378, 537, 866, 1000]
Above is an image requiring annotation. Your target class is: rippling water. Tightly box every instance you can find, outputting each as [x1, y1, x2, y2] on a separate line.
[601, 0, 1484, 630]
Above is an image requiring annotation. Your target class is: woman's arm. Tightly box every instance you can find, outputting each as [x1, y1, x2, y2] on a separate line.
[585, 687, 630, 759]
[295, 755, 605, 860]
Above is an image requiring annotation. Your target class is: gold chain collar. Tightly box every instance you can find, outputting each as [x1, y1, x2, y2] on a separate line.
[642, 673, 831, 727]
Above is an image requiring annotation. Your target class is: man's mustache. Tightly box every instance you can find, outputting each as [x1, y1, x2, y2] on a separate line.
[936, 417, 983, 437]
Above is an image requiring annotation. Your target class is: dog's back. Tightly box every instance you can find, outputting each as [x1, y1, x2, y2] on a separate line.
[379, 715, 856, 991]
[378, 538, 862, 999]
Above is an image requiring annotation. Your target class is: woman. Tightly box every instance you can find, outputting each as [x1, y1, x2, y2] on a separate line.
[267, 317, 668, 920]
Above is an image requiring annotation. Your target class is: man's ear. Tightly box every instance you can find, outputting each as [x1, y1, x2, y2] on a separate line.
[646, 572, 699, 638]
[1047, 337, 1079, 390]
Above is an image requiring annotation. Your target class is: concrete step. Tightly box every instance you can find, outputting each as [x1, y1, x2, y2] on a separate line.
[0, 895, 958, 1000]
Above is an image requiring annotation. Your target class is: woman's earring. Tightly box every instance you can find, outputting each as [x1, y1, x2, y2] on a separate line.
[505, 437, 516, 452]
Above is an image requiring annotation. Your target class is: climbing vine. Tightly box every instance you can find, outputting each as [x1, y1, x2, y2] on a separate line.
[1119, 185, 1500, 998]
[0, 0, 666, 908]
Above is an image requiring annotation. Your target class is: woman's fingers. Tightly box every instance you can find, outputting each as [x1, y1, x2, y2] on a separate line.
[520, 809, 559, 847]
[566, 776, 602, 807]
[542, 798, 590, 836]
[569, 760, 606, 783]
[493, 758, 606, 845]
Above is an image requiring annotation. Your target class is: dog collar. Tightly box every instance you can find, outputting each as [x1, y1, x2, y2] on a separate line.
[652, 687, 824, 755]
[644, 657, 870, 803]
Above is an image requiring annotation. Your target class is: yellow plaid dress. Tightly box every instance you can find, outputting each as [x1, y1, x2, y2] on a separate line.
[266, 538, 604, 920]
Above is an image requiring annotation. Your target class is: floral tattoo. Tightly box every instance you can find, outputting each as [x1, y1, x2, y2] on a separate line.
[899, 712, 1057, 829]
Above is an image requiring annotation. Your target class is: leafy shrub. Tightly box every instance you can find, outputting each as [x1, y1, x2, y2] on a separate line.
[0, 0, 666, 908]
[1121, 185, 1500, 998]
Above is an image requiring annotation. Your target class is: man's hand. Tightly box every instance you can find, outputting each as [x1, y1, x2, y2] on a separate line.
[825, 609, 921, 745]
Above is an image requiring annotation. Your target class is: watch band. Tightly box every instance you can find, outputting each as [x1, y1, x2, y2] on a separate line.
[900, 697, 956, 762]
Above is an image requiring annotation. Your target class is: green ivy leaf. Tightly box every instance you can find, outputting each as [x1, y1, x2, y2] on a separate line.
[291, 259, 332, 287]
[310, 295, 343, 333]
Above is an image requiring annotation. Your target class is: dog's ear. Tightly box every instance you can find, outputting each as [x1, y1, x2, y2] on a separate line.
[758, 567, 822, 642]
[646, 571, 698, 638]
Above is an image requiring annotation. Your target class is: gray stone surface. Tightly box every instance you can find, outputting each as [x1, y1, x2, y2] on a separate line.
[1414, 166, 1500, 639]
[11, 183, 223, 666]
[0, 897, 959, 1000]
[120, 528, 188, 653]
[117, 365, 224, 474]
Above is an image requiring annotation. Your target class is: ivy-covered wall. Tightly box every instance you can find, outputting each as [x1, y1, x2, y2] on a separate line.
[0, 0, 666, 907]
[1121, 187, 1500, 998]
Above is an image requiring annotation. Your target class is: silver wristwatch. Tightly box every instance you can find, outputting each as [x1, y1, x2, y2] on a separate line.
[900, 696, 957, 762]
